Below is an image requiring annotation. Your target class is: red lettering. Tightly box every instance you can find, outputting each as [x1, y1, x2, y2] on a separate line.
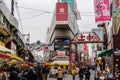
[79, 34, 85, 41]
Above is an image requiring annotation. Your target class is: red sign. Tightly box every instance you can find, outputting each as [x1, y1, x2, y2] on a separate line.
[56, 3, 68, 21]
[72, 32, 102, 43]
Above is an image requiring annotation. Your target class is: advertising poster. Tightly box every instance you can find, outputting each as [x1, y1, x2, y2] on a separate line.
[56, 3, 68, 21]
[70, 53, 75, 62]
[94, 0, 111, 22]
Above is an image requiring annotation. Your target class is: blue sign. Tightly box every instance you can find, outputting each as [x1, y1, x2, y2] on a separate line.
[37, 40, 41, 45]
[47, 44, 52, 46]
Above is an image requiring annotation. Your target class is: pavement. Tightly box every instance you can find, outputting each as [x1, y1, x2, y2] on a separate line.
[48, 70, 94, 80]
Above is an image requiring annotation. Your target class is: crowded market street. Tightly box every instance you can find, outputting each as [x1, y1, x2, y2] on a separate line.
[0, 0, 119, 80]
[48, 71, 94, 80]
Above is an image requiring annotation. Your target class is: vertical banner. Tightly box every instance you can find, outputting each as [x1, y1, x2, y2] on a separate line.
[56, 3, 68, 21]
[61, 0, 75, 12]
[94, 0, 111, 22]
[70, 53, 75, 62]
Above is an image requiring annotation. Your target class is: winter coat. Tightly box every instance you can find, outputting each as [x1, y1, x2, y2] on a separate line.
[24, 71, 38, 80]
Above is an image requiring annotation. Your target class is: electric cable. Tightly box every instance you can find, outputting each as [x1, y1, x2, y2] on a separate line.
[0, 1, 95, 14]
[21, 12, 48, 20]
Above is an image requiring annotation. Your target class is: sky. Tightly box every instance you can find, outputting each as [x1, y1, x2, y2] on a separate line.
[5, 0, 96, 43]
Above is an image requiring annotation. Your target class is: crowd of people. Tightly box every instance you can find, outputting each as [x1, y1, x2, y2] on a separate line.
[0, 62, 109, 80]
[0, 63, 50, 80]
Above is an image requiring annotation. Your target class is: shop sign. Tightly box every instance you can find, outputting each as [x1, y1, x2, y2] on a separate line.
[56, 3, 68, 21]
[72, 32, 102, 43]
[11, 42, 16, 55]
[56, 50, 66, 56]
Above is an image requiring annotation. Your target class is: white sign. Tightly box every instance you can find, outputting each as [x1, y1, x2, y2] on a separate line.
[11, 42, 16, 55]
[57, 51, 66, 56]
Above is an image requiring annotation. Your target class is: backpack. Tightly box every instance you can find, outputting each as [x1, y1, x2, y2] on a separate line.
[71, 69, 76, 75]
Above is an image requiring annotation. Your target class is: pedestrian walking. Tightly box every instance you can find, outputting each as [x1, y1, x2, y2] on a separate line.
[24, 66, 39, 80]
[17, 69, 27, 80]
[94, 68, 99, 80]
[0, 69, 8, 80]
[36, 66, 43, 80]
[42, 64, 49, 80]
[79, 66, 84, 80]
[57, 66, 64, 80]
[9, 67, 18, 80]
[84, 68, 91, 80]
[71, 67, 76, 80]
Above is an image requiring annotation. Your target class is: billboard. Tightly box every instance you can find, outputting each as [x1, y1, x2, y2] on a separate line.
[61, 0, 74, 11]
[94, 0, 111, 22]
[56, 3, 68, 21]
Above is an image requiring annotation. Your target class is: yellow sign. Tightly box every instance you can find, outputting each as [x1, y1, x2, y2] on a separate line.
[0, 41, 5, 46]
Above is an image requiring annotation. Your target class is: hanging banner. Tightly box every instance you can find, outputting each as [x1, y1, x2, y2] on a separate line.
[94, 0, 111, 22]
[70, 53, 75, 62]
[56, 3, 68, 21]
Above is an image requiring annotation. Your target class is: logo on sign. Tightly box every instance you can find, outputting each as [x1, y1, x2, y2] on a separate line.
[60, 8, 65, 13]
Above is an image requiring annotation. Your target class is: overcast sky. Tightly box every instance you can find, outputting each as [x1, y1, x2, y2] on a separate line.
[5, 0, 96, 43]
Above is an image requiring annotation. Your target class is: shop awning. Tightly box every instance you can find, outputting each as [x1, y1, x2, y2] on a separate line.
[98, 49, 113, 57]
[51, 61, 69, 66]
[0, 53, 11, 60]
[7, 60, 17, 64]
[6, 54, 23, 61]
[0, 46, 15, 54]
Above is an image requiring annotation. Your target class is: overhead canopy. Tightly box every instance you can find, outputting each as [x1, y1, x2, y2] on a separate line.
[98, 49, 113, 57]
[7, 60, 17, 64]
[0, 53, 11, 60]
[0, 46, 15, 54]
[6, 54, 23, 61]
[51, 61, 69, 66]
